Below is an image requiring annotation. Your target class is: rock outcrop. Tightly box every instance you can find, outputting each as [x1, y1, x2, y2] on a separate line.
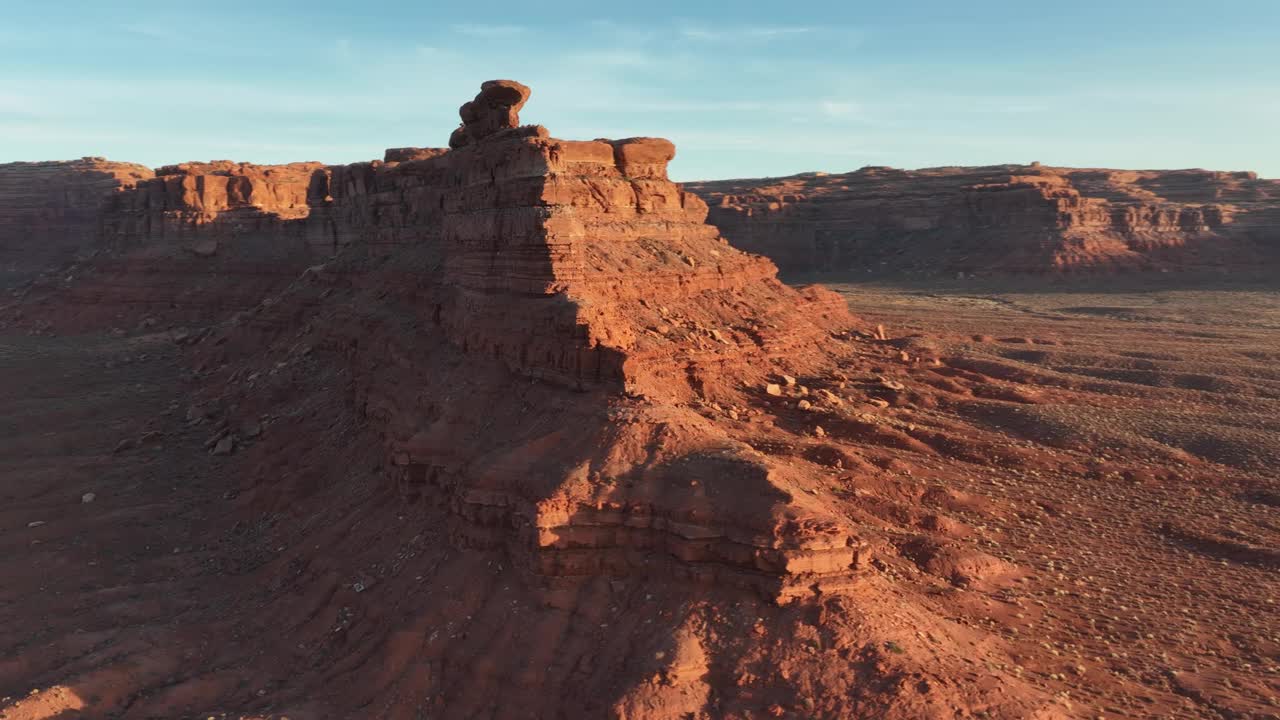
[0, 158, 152, 286]
[12, 161, 333, 327]
[448, 79, 532, 148]
[202, 98, 864, 601]
[0, 82, 1269, 719]
[687, 165, 1280, 275]
[13, 84, 872, 600]
[159, 82, 1064, 717]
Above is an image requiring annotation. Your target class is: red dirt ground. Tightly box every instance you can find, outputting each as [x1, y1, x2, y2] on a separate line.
[1, 277, 1276, 719]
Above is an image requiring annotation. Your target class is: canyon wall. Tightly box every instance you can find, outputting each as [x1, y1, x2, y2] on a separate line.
[9, 160, 331, 326]
[0, 157, 152, 286]
[686, 165, 1280, 275]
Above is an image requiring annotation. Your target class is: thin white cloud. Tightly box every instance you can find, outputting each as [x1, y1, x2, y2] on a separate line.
[450, 23, 526, 38]
[118, 22, 186, 42]
[0, 92, 44, 117]
[677, 25, 815, 42]
[584, 19, 659, 44]
[820, 101, 860, 118]
[0, 74, 388, 118]
[678, 27, 719, 41]
[744, 26, 815, 37]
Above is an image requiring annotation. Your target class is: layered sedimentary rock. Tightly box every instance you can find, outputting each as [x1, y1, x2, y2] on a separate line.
[447, 79, 532, 149]
[687, 165, 1280, 274]
[161, 82, 1063, 717]
[101, 160, 325, 242]
[17, 161, 333, 327]
[0, 157, 152, 286]
[17, 82, 866, 596]
[0, 80, 1082, 718]
[199, 87, 864, 600]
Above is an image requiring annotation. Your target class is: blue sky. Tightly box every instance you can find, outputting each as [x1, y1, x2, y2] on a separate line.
[2, 1, 1277, 180]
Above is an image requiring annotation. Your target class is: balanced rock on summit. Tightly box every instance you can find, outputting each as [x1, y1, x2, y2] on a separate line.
[448, 78, 533, 148]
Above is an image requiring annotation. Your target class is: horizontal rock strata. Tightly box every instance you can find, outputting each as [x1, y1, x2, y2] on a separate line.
[0, 157, 152, 286]
[686, 165, 1280, 274]
[0, 81, 1071, 718]
[36, 85, 865, 601]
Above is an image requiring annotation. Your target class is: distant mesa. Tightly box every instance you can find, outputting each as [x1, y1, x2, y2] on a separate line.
[685, 163, 1280, 275]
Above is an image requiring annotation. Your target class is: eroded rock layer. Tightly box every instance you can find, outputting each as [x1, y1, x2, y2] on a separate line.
[145, 83, 1063, 716]
[199, 127, 869, 601]
[687, 165, 1280, 275]
[0, 157, 152, 286]
[8, 161, 330, 328]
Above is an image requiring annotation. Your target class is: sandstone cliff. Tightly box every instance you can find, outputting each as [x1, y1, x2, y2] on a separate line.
[0, 157, 152, 287]
[200, 81, 868, 601]
[687, 165, 1280, 275]
[7, 160, 330, 327]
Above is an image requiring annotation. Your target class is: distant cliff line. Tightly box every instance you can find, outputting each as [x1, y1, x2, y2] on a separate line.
[684, 164, 1280, 275]
[3, 158, 1278, 283]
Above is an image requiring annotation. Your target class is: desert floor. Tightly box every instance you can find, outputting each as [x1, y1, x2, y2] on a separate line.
[1, 276, 1277, 719]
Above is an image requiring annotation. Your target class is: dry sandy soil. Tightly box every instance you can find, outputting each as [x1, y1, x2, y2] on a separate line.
[1, 276, 1277, 719]
[818, 275, 1280, 718]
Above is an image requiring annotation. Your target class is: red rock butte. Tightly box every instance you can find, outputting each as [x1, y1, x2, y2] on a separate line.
[193, 79, 873, 600]
[12, 81, 1220, 718]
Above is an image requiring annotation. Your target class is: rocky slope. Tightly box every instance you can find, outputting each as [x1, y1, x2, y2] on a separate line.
[168, 81, 1065, 717]
[11, 82, 1280, 719]
[0, 158, 152, 287]
[0, 82, 1076, 719]
[686, 165, 1280, 275]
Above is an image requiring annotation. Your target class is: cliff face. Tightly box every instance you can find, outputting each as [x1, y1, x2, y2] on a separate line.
[201, 82, 866, 599]
[12, 160, 331, 327]
[0, 157, 153, 286]
[102, 160, 326, 242]
[686, 165, 1280, 275]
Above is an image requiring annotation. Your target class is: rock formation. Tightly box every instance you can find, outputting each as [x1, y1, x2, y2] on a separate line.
[448, 79, 532, 148]
[7, 160, 332, 328]
[0, 157, 152, 286]
[1, 81, 1273, 719]
[202, 94, 867, 600]
[687, 165, 1280, 275]
[139, 82, 1062, 717]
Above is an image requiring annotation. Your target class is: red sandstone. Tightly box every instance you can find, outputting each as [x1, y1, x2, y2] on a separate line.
[686, 165, 1280, 274]
[0, 82, 1275, 720]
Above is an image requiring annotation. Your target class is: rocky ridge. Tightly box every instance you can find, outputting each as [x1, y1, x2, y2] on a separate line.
[686, 165, 1280, 275]
[0, 157, 152, 286]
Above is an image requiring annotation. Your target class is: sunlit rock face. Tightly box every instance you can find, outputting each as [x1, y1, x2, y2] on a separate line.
[687, 166, 1280, 274]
